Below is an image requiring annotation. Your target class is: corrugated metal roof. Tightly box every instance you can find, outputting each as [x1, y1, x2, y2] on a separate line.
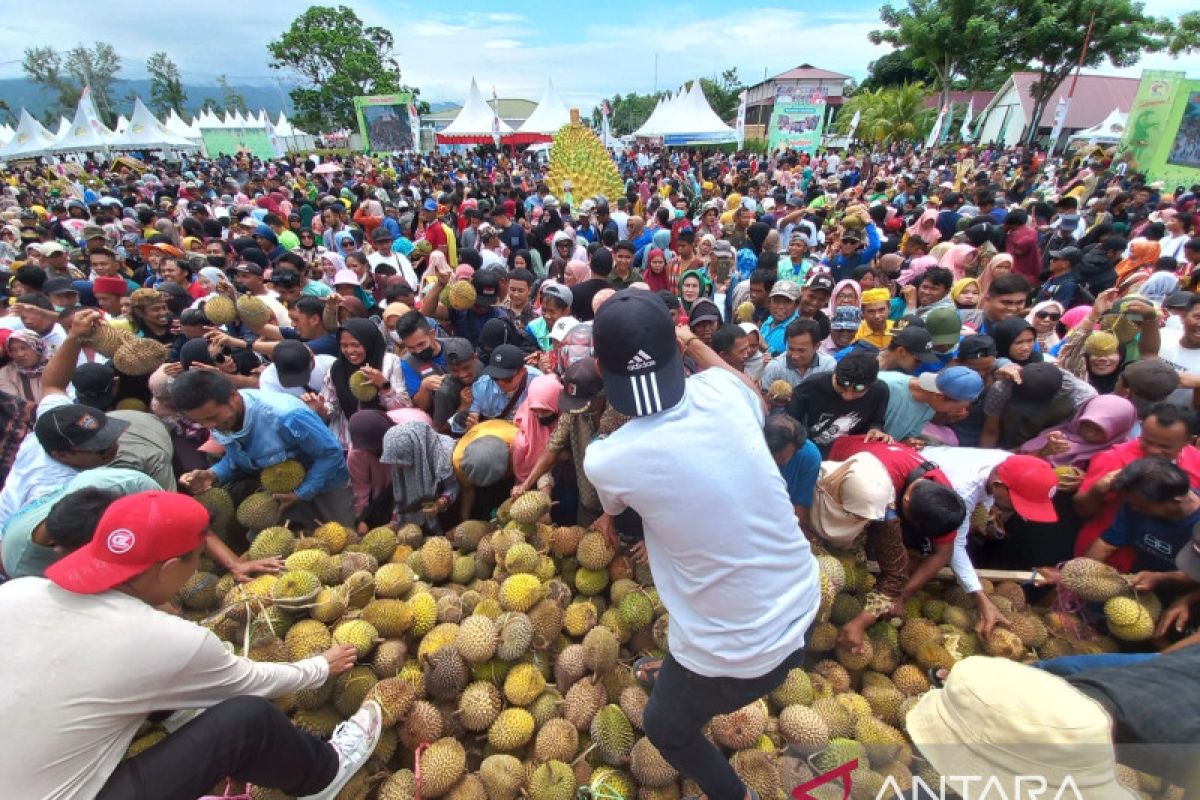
[1009, 72, 1140, 129]
[924, 90, 997, 110]
[747, 64, 851, 90]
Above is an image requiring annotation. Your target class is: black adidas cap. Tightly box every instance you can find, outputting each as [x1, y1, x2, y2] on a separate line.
[593, 289, 685, 417]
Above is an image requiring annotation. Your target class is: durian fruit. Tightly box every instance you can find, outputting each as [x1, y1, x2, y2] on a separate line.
[178, 571, 220, 611]
[778, 704, 830, 754]
[261, 459, 306, 493]
[419, 737, 467, 799]
[709, 701, 768, 751]
[767, 380, 794, 404]
[237, 492, 281, 531]
[458, 680, 503, 732]
[509, 491, 551, 525]
[591, 704, 635, 764]
[446, 280, 477, 311]
[236, 294, 273, 327]
[313, 521, 352, 554]
[89, 322, 135, 357]
[378, 769, 417, 800]
[270, 569, 321, 607]
[499, 574, 545, 613]
[1059, 557, 1130, 602]
[112, 338, 168, 376]
[204, 294, 239, 326]
[629, 737, 678, 788]
[528, 760, 575, 800]
[535, 717, 580, 762]
[480, 755, 524, 800]
[194, 487, 235, 534]
[487, 707, 536, 751]
[332, 619, 379, 659]
[366, 675, 416, 726]
[349, 369, 378, 401]
[1104, 596, 1155, 641]
[546, 121, 625, 206]
[248, 526, 295, 560]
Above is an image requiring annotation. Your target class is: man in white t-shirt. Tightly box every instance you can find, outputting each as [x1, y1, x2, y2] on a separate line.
[0, 490, 378, 800]
[583, 290, 820, 800]
[1155, 294, 1200, 406]
[259, 340, 337, 398]
[366, 227, 418, 290]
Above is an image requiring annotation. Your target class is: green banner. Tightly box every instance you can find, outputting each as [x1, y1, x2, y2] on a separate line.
[1118, 70, 1200, 187]
[767, 97, 826, 154]
[200, 128, 275, 159]
[353, 94, 417, 153]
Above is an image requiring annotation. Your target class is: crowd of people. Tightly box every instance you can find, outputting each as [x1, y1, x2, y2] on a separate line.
[1, 140, 1199, 798]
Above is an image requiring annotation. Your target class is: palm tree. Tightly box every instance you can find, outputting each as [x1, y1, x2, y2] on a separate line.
[835, 83, 935, 145]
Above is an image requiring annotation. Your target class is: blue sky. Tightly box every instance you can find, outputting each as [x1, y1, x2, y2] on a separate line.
[0, 0, 1195, 111]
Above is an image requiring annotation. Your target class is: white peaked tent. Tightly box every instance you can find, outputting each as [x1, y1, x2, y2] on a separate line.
[0, 109, 58, 159]
[0, 123, 13, 146]
[636, 81, 736, 145]
[165, 109, 198, 140]
[274, 111, 316, 151]
[1067, 107, 1128, 147]
[437, 78, 514, 144]
[109, 98, 198, 151]
[53, 95, 115, 153]
[223, 110, 238, 128]
[114, 115, 129, 134]
[55, 117, 71, 139]
[515, 80, 572, 142]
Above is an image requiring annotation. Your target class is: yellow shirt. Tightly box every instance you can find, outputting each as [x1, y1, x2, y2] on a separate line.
[452, 419, 517, 485]
[852, 320, 894, 349]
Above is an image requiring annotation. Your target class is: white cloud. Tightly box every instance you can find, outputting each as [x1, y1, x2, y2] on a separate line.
[482, 39, 523, 50]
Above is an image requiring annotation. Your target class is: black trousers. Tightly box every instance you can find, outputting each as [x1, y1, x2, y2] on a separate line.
[643, 647, 806, 800]
[97, 696, 338, 800]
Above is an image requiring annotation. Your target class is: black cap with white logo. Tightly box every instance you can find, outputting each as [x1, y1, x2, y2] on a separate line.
[483, 344, 525, 380]
[890, 326, 939, 364]
[592, 289, 685, 417]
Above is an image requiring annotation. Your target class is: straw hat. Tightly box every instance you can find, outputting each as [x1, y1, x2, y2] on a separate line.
[906, 657, 1136, 800]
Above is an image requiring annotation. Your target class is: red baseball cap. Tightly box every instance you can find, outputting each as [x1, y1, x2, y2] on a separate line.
[995, 455, 1059, 523]
[45, 491, 210, 594]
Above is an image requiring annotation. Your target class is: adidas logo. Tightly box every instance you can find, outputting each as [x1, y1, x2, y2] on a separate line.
[626, 350, 656, 371]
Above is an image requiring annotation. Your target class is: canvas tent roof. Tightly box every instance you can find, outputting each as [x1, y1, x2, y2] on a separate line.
[110, 98, 198, 150]
[0, 123, 13, 146]
[438, 78, 515, 144]
[53, 96, 116, 153]
[636, 81, 737, 145]
[0, 109, 58, 160]
[165, 109, 199, 140]
[514, 80, 572, 143]
[1067, 107, 1127, 145]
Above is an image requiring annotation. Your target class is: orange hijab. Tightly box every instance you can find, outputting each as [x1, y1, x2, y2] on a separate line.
[1115, 240, 1161, 282]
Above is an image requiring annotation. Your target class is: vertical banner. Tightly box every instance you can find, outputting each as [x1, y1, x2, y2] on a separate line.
[491, 86, 501, 148]
[735, 90, 747, 150]
[1046, 96, 1071, 153]
[601, 100, 612, 150]
[925, 102, 947, 149]
[353, 94, 417, 153]
[766, 87, 826, 155]
[959, 98, 974, 142]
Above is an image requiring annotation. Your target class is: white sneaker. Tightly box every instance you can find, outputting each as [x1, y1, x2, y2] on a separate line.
[299, 700, 383, 800]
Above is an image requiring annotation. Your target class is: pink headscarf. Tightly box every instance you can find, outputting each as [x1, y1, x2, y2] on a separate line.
[1021, 395, 1137, 469]
[907, 209, 942, 245]
[565, 260, 591, 286]
[939, 243, 978, 280]
[978, 253, 1014, 298]
[511, 374, 563, 483]
[1061, 305, 1093, 332]
[897, 255, 938, 287]
[826, 279, 862, 317]
[454, 264, 475, 280]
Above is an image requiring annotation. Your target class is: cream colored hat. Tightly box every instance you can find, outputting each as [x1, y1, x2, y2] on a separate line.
[907, 657, 1136, 800]
[809, 452, 894, 547]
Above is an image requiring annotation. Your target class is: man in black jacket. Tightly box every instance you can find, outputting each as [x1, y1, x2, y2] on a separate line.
[1078, 236, 1127, 296]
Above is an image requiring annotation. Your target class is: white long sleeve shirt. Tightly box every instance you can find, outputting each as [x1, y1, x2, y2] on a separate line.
[0, 579, 328, 800]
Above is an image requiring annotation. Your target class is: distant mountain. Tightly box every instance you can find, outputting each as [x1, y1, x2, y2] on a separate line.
[0, 77, 296, 122]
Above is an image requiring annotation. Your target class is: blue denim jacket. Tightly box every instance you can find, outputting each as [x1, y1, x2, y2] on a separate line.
[210, 390, 348, 500]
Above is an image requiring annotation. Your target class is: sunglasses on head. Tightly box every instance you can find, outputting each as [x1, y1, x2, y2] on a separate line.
[1035, 311, 1062, 321]
[837, 378, 868, 392]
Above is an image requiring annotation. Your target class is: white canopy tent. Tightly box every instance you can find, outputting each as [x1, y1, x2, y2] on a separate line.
[0, 109, 58, 160]
[0, 123, 13, 146]
[165, 109, 199, 141]
[114, 115, 129, 134]
[274, 111, 316, 151]
[437, 78, 514, 144]
[109, 98, 199, 151]
[1067, 107, 1127, 147]
[515, 79, 572, 141]
[635, 82, 736, 144]
[54, 117, 71, 139]
[53, 97, 116, 153]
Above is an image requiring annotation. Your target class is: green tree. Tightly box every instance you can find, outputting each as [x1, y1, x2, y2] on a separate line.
[146, 51, 187, 116]
[833, 83, 935, 144]
[699, 68, 744, 121]
[869, 0, 1005, 109]
[861, 49, 937, 90]
[1166, 11, 1200, 55]
[22, 42, 122, 125]
[591, 91, 665, 136]
[217, 75, 248, 115]
[268, 4, 419, 131]
[1002, 0, 1166, 145]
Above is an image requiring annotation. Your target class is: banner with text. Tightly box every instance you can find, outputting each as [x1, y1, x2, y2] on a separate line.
[767, 96, 826, 155]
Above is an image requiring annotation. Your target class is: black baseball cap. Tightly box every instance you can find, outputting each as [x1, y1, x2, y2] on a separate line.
[890, 326, 939, 363]
[593, 289, 685, 417]
[272, 340, 315, 388]
[483, 344, 525, 379]
[473, 271, 500, 306]
[72, 363, 117, 409]
[240, 247, 269, 269]
[1048, 246, 1083, 265]
[371, 227, 395, 243]
[957, 334, 997, 360]
[443, 337, 475, 365]
[1165, 291, 1196, 310]
[44, 277, 79, 297]
[558, 357, 603, 412]
[805, 273, 834, 294]
[236, 262, 264, 276]
[35, 404, 129, 454]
